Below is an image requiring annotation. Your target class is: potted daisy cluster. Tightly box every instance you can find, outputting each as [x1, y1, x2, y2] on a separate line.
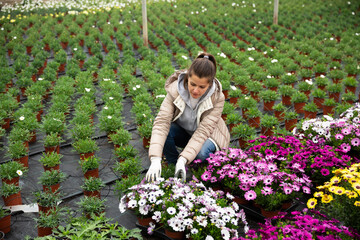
[307, 163, 360, 232]
[119, 178, 248, 240]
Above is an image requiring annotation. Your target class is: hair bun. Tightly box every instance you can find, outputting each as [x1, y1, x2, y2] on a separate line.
[203, 55, 209, 59]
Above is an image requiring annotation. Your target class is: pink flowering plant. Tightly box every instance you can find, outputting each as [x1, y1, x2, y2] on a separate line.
[239, 209, 360, 240]
[295, 103, 360, 160]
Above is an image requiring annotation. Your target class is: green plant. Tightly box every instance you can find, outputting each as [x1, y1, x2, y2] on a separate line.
[7, 141, 28, 159]
[260, 114, 279, 128]
[114, 175, 142, 198]
[342, 92, 357, 102]
[311, 88, 327, 98]
[284, 111, 299, 120]
[246, 80, 263, 93]
[279, 85, 295, 96]
[259, 89, 279, 102]
[0, 161, 28, 180]
[39, 152, 62, 167]
[79, 156, 100, 173]
[222, 101, 235, 115]
[70, 124, 95, 140]
[113, 157, 142, 176]
[225, 113, 243, 125]
[34, 208, 65, 228]
[0, 183, 21, 197]
[43, 132, 64, 148]
[273, 103, 286, 112]
[81, 177, 105, 192]
[323, 98, 337, 107]
[8, 127, 31, 143]
[108, 129, 132, 146]
[33, 190, 61, 208]
[41, 115, 66, 135]
[297, 81, 313, 92]
[342, 77, 358, 87]
[0, 208, 11, 219]
[98, 115, 124, 134]
[231, 123, 256, 140]
[238, 96, 257, 110]
[326, 83, 342, 93]
[38, 170, 67, 186]
[291, 92, 307, 103]
[114, 144, 138, 160]
[138, 121, 153, 138]
[246, 107, 262, 118]
[72, 138, 99, 154]
[281, 73, 297, 85]
[328, 69, 346, 80]
[77, 196, 106, 216]
[314, 76, 330, 88]
[303, 102, 319, 112]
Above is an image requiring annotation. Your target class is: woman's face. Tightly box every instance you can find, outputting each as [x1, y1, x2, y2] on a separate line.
[188, 75, 210, 99]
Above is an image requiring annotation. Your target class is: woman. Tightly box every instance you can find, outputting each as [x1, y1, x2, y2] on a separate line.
[146, 52, 230, 181]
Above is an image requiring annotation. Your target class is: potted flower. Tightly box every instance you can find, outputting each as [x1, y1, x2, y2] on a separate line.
[0, 207, 11, 234]
[70, 124, 95, 140]
[284, 111, 299, 131]
[303, 102, 319, 119]
[260, 114, 279, 136]
[222, 101, 235, 121]
[322, 98, 337, 115]
[72, 138, 99, 160]
[6, 141, 29, 167]
[43, 132, 63, 154]
[77, 196, 106, 219]
[259, 89, 279, 111]
[246, 107, 262, 128]
[1, 183, 22, 206]
[79, 156, 100, 179]
[33, 190, 61, 215]
[225, 112, 243, 132]
[39, 152, 62, 172]
[113, 157, 142, 179]
[314, 75, 330, 90]
[280, 73, 297, 86]
[228, 87, 242, 106]
[311, 88, 327, 108]
[81, 177, 105, 199]
[114, 144, 138, 163]
[246, 80, 263, 102]
[0, 161, 27, 186]
[342, 76, 358, 94]
[38, 169, 67, 193]
[326, 83, 342, 102]
[328, 69, 346, 83]
[313, 63, 327, 77]
[297, 80, 313, 97]
[41, 115, 66, 135]
[8, 127, 31, 147]
[231, 123, 256, 149]
[98, 114, 124, 136]
[291, 91, 308, 114]
[279, 84, 295, 106]
[108, 129, 132, 149]
[238, 96, 257, 118]
[342, 91, 357, 104]
[34, 208, 64, 237]
[273, 103, 286, 122]
[138, 121, 153, 149]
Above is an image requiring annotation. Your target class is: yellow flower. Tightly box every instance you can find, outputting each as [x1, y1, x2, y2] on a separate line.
[332, 169, 342, 175]
[329, 186, 337, 193]
[348, 167, 357, 173]
[349, 178, 358, 184]
[314, 192, 323, 198]
[330, 176, 341, 184]
[307, 198, 317, 209]
[354, 201, 360, 207]
[334, 187, 346, 195]
[321, 194, 333, 203]
[343, 173, 354, 179]
[10, 19, 16, 23]
[347, 191, 358, 199]
[352, 182, 360, 192]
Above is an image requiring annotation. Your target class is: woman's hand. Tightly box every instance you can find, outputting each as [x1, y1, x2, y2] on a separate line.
[145, 157, 162, 182]
[175, 156, 187, 182]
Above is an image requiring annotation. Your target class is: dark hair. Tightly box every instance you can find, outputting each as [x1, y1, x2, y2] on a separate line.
[186, 52, 217, 84]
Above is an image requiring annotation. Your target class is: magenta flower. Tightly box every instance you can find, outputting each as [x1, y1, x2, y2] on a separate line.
[351, 138, 360, 146]
[340, 143, 351, 153]
[320, 168, 330, 176]
[335, 134, 344, 140]
[244, 190, 257, 201]
[341, 128, 351, 135]
[283, 186, 293, 195]
[261, 186, 273, 195]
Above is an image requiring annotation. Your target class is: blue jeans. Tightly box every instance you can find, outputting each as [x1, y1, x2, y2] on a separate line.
[163, 122, 216, 164]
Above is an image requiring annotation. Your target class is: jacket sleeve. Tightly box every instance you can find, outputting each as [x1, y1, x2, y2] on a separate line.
[148, 93, 175, 159]
[180, 93, 225, 163]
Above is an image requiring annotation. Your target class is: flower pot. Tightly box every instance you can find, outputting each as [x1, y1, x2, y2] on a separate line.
[58, 63, 66, 73]
[329, 92, 340, 102]
[80, 152, 95, 160]
[36, 111, 42, 122]
[261, 208, 280, 218]
[274, 111, 284, 122]
[164, 228, 185, 240]
[14, 155, 29, 168]
[29, 131, 36, 143]
[43, 183, 60, 193]
[137, 216, 153, 226]
[263, 101, 275, 111]
[282, 201, 292, 210]
[26, 46, 32, 55]
[304, 111, 317, 119]
[84, 190, 101, 199]
[79, 60, 85, 69]
[323, 105, 335, 115]
[44, 145, 60, 154]
[239, 85, 248, 94]
[1, 118, 10, 130]
[0, 214, 11, 234]
[345, 86, 356, 94]
[3, 192, 22, 206]
[44, 43, 50, 51]
[285, 119, 297, 131]
[233, 196, 248, 205]
[43, 165, 60, 172]
[313, 97, 324, 108]
[223, 90, 229, 99]
[84, 168, 99, 179]
[2, 177, 19, 186]
[250, 92, 260, 102]
[229, 97, 238, 105]
[38, 226, 53, 237]
[301, 90, 311, 98]
[248, 117, 260, 128]
[238, 138, 248, 149]
[282, 95, 291, 106]
[261, 127, 273, 137]
[142, 137, 150, 149]
[294, 102, 305, 114]
[221, 114, 227, 121]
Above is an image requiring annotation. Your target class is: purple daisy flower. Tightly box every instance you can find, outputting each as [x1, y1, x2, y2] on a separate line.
[341, 128, 351, 135]
[335, 134, 344, 140]
[201, 171, 212, 181]
[284, 186, 293, 195]
[320, 168, 330, 176]
[261, 186, 273, 195]
[340, 143, 351, 153]
[351, 138, 360, 146]
[244, 190, 257, 201]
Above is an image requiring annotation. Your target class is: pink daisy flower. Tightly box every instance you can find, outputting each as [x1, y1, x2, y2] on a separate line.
[351, 138, 360, 146]
[244, 190, 257, 201]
